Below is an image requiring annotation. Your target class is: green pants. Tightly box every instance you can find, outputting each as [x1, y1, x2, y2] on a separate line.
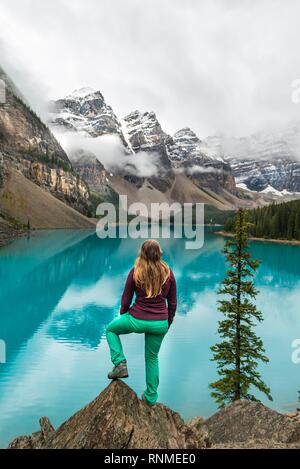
[106, 312, 168, 406]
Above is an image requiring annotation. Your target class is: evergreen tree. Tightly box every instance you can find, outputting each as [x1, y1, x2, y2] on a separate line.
[224, 200, 300, 241]
[287, 209, 295, 240]
[210, 209, 272, 407]
[294, 212, 300, 239]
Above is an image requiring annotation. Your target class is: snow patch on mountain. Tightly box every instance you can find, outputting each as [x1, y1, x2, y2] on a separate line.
[120, 118, 135, 154]
[261, 185, 286, 196]
[236, 182, 300, 197]
[236, 182, 250, 191]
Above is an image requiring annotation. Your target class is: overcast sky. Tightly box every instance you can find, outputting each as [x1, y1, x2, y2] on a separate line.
[1, 0, 300, 138]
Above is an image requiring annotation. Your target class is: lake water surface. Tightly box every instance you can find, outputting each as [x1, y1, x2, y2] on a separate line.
[0, 229, 299, 447]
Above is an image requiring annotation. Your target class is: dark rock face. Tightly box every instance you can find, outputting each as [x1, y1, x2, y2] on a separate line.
[71, 150, 119, 207]
[71, 150, 111, 193]
[8, 381, 209, 450]
[196, 400, 300, 446]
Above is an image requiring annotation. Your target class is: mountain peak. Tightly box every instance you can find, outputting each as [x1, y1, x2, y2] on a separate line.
[49, 87, 121, 138]
[174, 126, 194, 134]
[124, 110, 158, 122]
[173, 127, 200, 144]
[172, 127, 202, 152]
[66, 87, 103, 100]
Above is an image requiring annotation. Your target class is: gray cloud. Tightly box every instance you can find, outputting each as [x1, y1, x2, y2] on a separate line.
[1, 0, 300, 138]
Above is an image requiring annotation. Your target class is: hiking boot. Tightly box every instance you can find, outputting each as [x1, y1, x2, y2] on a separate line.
[107, 360, 128, 379]
[141, 393, 156, 407]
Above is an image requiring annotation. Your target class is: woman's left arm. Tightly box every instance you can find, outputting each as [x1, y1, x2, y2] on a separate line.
[120, 269, 135, 314]
[167, 270, 177, 328]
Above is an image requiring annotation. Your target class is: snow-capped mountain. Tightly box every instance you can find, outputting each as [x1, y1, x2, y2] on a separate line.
[167, 127, 205, 166]
[48, 89, 239, 203]
[122, 110, 172, 170]
[229, 157, 300, 192]
[201, 124, 300, 193]
[167, 127, 226, 166]
[49, 87, 125, 141]
[167, 127, 235, 194]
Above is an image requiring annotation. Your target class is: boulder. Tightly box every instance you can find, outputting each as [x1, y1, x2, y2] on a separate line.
[197, 400, 300, 445]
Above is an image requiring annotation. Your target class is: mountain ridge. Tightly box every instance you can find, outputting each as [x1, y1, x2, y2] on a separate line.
[48, 88, 239, 207]
[51, 88, 300, 202]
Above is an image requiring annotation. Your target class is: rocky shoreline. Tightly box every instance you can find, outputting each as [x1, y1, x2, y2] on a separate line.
[8, 381, 300, 450]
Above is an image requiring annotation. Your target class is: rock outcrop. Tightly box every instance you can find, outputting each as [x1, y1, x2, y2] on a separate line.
[70, 150, 118, 205]
[0, 67, 91, 216]
[0, 168, 95, 230]
[8, 381, 300, 450]
[8, 381, 209, 449]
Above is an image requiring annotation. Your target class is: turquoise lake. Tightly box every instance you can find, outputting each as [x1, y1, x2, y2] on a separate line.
[0, 228, 300, 447]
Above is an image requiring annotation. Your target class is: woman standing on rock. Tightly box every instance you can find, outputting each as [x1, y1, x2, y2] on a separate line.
[106, 239, 177, 407]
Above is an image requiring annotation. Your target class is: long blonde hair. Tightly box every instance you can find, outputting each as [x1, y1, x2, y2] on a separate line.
[134, 240, 170, 298]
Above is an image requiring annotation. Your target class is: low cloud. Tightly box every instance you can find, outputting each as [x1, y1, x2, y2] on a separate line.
[187, 165, 222, 175]
[174, 165, 222, 175]
[53, 129, 161, 178]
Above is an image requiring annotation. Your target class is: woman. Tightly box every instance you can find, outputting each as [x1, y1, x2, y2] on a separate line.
[106, 239, 177, 406]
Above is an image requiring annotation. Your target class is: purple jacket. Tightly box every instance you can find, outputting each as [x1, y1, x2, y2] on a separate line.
[120, 268, 177, 326]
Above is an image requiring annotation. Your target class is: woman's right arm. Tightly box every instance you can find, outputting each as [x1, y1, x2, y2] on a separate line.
[167, 270, 177, 328]
[120, 268, 135, 314]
